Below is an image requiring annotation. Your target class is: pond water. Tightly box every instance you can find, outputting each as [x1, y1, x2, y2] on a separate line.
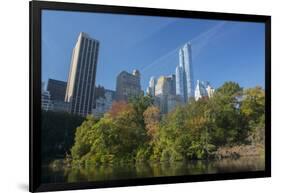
[41, 156, 264, 184]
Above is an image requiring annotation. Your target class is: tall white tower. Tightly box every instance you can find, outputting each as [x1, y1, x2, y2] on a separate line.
[65, 32, 99, 116]
[177, 42, 194, 103]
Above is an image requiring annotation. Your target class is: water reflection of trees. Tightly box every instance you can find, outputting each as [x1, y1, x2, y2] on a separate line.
[45, 156, 264, 183]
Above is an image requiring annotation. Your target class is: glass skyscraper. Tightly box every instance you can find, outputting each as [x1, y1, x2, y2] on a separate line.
[175, 65, 185, 101]
[65, 32, 99, 117]
[176, 42, 194, 103]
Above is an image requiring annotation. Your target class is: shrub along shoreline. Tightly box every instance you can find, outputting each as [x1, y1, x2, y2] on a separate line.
[49, 144, 264, 169]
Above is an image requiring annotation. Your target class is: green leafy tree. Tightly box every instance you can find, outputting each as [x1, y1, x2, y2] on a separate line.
[151, 106, 190, 161]
[71, 115, 98, 160]
[241, 86, 265, 144]
[129, 95, 154, 127]
[71, 99, 151, 165]
[210, 81, 246, 145]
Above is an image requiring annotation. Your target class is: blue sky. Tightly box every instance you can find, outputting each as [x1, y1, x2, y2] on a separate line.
[42, 10, 265, 91]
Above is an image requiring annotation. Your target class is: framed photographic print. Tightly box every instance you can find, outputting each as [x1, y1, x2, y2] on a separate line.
[30, 0, 271, 192]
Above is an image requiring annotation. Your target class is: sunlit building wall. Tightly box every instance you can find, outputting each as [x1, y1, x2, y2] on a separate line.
[65, 32, 99, 117]
[116, 70, 142, 101]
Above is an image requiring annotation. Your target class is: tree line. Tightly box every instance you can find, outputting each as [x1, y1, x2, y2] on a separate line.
[69, 81, 265, 166]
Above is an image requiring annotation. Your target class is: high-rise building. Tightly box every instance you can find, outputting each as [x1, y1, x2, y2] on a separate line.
[146, 76, 157, 96]
[155, 76, 167, 113]
[168, 74, 176, 96]
[176, 42, 194, 103]
[47, 79, 67, 101]
[65, 32, 99, 116]
[155, 76, 170, 96]
[116, 70, 142, 101]
[155, 75, 178, 114]
[154, 75, 176, 96]
[175, 65, 185, 101]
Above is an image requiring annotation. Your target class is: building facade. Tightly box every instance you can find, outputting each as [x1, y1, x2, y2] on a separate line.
[116, 70, 142, 101]
[65, 32, 99, 116]
[155, 75, 179, 114]
[176, 42, 194, 103]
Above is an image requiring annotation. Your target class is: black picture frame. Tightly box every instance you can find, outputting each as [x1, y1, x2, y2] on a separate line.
[30, 1, 271, 192]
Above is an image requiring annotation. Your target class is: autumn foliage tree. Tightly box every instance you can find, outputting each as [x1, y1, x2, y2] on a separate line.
[107, 101, 131, 118]
[143, 106, 160, 141]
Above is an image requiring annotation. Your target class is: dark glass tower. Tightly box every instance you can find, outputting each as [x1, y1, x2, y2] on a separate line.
[47, 79, 67, 101]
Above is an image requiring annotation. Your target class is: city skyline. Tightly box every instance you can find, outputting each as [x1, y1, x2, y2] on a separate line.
[42, 10, 265, 92]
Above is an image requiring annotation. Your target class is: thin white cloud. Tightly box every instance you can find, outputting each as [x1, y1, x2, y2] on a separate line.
[191, 21, 226, 59]
[140, 21, 227, 75]
[140, 46, 179, 73]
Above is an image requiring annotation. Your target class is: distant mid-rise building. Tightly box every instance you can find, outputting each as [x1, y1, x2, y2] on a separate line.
[206, 82, 215, 98]
[176, 42, 194, 103]
[47, 79, 67, 101]
[51, 100, 70, 112]
[195, 80, 215, 101]
[155, 75, 176, 96]
[92, 89, 115, 118]
[46, 79, 69, 112]
[65, 32, 99, 117]
[116, 69, 142, 101]
[94, 85, 116, 103]
[195, 80, 208, 101]
[167, 95, 181, 113]
[146, 76, 157, 96]
[41, 82, 53, 111]
[94, 85, 106, 109]
[155, 76, 169, 96]
[155, 75, 178, 114]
